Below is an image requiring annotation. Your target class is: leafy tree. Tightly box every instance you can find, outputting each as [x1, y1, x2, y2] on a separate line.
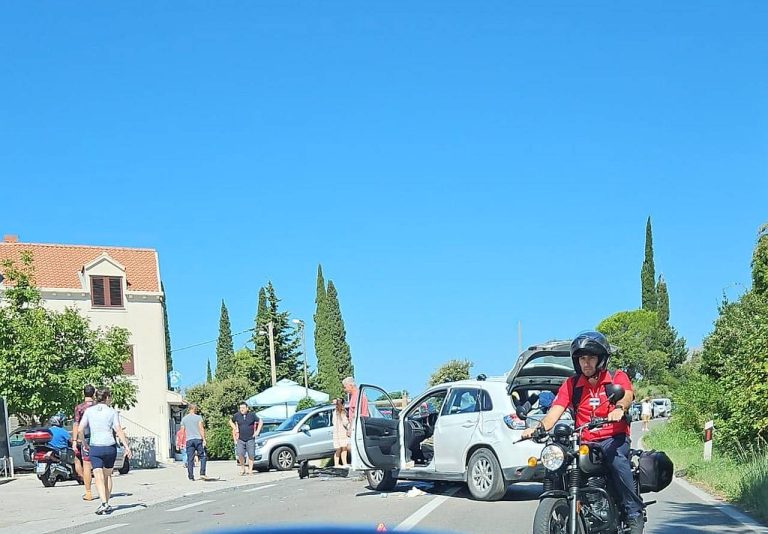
[428, 359, 473, 386]
[251, 287, 271, 379]
[265, 282, 303, 383]
[0, 253, 136, 424]
[752, 223, 768, 296]
[206, 359, 213, 383]
[326, 280, 353, 397]
[232, 347, 269, 393]
[597, 310, 667, 381]
[161, 282, 173, 389]
[378, 391, 405, 401]
[656, 275, 669, 326]
[641, 217, 657, 311]
[215, 300, 235, 380]
[296, 396, 317, 411]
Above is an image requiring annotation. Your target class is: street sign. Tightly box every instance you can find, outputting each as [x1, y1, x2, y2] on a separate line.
[703, 420, 713, 461]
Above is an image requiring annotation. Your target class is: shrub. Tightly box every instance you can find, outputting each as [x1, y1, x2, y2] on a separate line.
[296, 396, 316, 411]
[205, 424, 235, 460]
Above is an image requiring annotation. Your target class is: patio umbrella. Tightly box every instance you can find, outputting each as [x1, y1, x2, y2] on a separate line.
[246, 378, 329, 407]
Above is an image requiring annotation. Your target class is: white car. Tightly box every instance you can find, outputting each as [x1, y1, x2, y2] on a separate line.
[651, 398, 672, 418]
[351, 341, 576, 501]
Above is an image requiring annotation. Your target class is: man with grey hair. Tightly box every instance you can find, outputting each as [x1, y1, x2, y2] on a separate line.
[342, 377, 368, 436]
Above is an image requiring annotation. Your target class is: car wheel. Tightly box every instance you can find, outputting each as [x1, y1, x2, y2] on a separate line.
[118, 458, 130, 475]
[366, 469, 397, 491]
[271, 447, 295, 471]
[255, 466, 269, 473]
[466, 448, 506, 501]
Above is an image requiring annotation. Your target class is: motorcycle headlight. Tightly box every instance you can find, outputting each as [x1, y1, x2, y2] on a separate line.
[540, 444, 566, 471]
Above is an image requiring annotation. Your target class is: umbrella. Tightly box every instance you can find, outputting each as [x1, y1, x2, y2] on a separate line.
[246, 378, 329, 407]
[256, 404, 296, 419]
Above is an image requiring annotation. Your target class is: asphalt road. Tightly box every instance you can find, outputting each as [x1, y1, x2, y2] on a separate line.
[54, 420, 766, 534]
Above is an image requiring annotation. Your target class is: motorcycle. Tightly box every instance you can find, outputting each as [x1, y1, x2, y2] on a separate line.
[23, 428, 82, 487]
[516, 385, 673, 534]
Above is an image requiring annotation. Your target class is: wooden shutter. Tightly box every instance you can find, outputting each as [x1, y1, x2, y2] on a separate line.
[109, 277, 123, 307]
[91, 277, 106, 306]
[123, 345, 135, 375]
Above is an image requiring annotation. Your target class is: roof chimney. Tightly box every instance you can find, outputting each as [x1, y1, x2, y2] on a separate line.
[3, 234, 19, 243]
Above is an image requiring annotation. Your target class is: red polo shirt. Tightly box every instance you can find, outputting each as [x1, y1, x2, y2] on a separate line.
[552, 369, 632, 442]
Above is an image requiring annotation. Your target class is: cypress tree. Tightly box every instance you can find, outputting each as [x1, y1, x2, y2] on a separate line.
[206, 359, 213, 383]
[251, 287, 272, 378]
[215, 300, 235, 379]
[641, 217, 657, 311]
[314, 265, 335, 396]
[326, 280, 353, 398]
[161, 282, 173, 389]
[657, 275, 670, 326]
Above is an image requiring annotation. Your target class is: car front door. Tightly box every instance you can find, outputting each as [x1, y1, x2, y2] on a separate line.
[351, 385, 400, 471]
[434, 387, 481, 473]
[295, 409, 333, 457]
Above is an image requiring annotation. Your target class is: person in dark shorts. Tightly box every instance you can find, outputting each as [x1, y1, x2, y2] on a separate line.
[78, 388, 132, 515]
[73, 384, 96, 501]
[229, 402, 262, 475]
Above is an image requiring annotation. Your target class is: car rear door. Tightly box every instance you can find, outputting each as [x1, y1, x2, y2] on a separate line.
[351, 385, 401, 471]
[301, 409, 334, 457]
[434, 387, 481, 473]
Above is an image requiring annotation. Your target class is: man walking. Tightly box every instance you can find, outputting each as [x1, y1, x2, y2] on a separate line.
[73, 384, 95, 501]
[230, 402, 261, 475]
[180, 404, 207, 481]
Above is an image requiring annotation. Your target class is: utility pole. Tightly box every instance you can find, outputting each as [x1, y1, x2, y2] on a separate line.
[292, 319, 309, 398]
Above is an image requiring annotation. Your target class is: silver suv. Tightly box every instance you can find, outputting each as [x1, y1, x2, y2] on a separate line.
[253, 404, 335, 471]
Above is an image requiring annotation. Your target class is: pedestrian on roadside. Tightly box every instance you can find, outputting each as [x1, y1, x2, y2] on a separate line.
[72, 384, 96, 501]
[331, 398, 350, 467]
[641, 397, 652, 431]
[78, 388, 132, 515]
[175, 426, 187, 467]
[180, 404, 208, 481]
[342, 377, 368, 437]
[229, 402, 262, 476]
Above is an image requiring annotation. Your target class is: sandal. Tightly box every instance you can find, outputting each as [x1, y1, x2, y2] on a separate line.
[83, 493, 95, 501]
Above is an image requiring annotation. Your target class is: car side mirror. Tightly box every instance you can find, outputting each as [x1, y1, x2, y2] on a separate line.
[300, 424, 310, 433]
[516, 401, 532, 420]
[605, 384, 625, 404]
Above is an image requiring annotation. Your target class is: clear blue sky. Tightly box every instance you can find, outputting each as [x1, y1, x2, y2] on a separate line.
[2, 2, 766, 397]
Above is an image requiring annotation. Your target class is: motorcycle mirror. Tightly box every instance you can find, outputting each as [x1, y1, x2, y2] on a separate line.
[516, 401, 532, 420]
[605, 384, 625, 404]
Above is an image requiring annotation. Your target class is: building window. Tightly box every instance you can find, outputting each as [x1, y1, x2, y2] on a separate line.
[91, 276, 123, 307]
[123, 345, 135, 375]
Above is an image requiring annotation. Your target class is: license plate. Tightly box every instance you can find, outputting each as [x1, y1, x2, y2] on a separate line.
[36, 463, 46, 474]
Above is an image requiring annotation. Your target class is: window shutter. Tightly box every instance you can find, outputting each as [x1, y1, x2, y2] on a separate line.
[123, 345, 135, 375]
[91, 277, 105, 306]
[109, 277, 123, 307]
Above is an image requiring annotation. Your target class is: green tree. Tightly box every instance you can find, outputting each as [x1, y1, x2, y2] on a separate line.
[0, 253, 136, 424]
[596, 310, 667, 381]
[641, 217, 657, 311]
[326, 280, 353, 398]
[656, 275, 669, 326]
[296, 396, 316, 411]
[206, 359, 213, 383]
[752, 223, 768, 296]
[428, 359, 473, 387]
[252, 287, 272, 379]
[161, 282, 173, 389]
[313, 265, 335, 396]
[215, 300, 235, 380]
[265, 282, 303, 383]
[232, 347, 269, 392]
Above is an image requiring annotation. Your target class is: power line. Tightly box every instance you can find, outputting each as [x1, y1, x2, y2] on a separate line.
[170, 327, 256, 353]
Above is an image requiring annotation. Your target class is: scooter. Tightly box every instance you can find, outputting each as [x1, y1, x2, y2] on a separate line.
[23, 428, 82, 487]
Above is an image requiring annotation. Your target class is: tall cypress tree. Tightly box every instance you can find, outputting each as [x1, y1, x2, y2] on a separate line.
[314, 265, 335, 396]
[161, 282, 173, 389]
[215, 300, 235, 379]
[641, 217, 657, 311]
[656, 275, 670, 326]
[206, 359, 213, 383]
[326, 280, 353, 398]
[252, 287, 271, 376]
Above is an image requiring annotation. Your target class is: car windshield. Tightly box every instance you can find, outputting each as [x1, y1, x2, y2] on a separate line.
[275, 413, 305, 432]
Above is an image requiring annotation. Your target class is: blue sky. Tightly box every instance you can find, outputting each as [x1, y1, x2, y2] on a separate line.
[2, 2, 766, 397]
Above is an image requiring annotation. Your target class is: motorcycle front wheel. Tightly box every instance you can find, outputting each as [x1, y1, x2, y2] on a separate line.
[533, 497, 586, 534]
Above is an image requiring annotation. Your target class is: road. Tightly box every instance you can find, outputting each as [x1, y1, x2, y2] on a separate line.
[53, 420, 765, 534]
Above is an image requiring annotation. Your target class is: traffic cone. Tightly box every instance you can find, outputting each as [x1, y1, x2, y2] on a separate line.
[376, 523, 387, 532]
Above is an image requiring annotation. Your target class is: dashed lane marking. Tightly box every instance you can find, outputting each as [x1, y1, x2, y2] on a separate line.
[79, 524, 130, 534]
[166, 499, 214, 512]
[244, 483, 277, 493]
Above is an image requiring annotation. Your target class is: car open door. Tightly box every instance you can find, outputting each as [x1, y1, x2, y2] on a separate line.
[351, 384, 400, 471]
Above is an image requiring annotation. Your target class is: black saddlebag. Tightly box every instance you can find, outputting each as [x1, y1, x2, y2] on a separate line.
[637, 450, 674, 493]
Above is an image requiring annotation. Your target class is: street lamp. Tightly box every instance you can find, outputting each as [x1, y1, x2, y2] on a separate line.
[258, 321, 277, 386]
[292, 319, 309, 398]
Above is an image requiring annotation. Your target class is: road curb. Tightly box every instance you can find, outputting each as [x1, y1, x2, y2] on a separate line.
[635, 421, 767, 533]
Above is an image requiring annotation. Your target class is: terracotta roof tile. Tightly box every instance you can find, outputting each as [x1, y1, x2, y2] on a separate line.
[0, 242, 160, 292]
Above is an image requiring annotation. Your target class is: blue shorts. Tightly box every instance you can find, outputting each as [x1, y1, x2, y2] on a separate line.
[89, 445, 117, 469]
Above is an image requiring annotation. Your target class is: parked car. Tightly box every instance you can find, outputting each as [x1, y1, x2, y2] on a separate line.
[652, 398, 672, 418]
[259, 417, 284, 434]
[9, 427, 35, 471]
[628, 402, 642, 422]
[351, 340, 578, 501]
[252, 404, 335, 471]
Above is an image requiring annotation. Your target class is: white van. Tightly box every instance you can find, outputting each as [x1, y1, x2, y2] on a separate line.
[651, 398, 672, 418]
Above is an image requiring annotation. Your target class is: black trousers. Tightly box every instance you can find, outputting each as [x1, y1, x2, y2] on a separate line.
[185, 439, 207, 479]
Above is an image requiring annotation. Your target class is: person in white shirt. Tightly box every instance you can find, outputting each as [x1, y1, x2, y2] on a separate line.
[78, 388, 132, 515]
[641, 397, 652, 431]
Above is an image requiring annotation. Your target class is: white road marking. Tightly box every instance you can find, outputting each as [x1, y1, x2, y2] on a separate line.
[166, 499, 214, 512]
[244, 483, 276, 493]
[79, 524, 130, 534]
[673, 477, 768, 533]
[394, 486, 461, 532]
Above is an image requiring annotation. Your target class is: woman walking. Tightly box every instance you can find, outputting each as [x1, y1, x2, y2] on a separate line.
[641, 397, 652, 431]
[78, 388, 132, 515]
[331, 398, 350, 467]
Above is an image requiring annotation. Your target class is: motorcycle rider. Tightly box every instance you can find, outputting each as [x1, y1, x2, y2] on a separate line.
[46, 414, 71, 451]
[522, 331, 645, 534]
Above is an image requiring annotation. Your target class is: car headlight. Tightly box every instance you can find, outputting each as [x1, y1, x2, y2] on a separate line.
[255, 439, 268, 449]
[540, 444, 566, 471]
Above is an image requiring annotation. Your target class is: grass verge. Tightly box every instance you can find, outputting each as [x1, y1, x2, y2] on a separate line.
[645, 423, 768, 525]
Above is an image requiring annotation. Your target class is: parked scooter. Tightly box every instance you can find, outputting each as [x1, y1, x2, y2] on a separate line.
[23, 428, 82, 487]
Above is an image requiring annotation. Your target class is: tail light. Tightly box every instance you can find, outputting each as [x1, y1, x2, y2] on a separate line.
[33, 450, 51, 462]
